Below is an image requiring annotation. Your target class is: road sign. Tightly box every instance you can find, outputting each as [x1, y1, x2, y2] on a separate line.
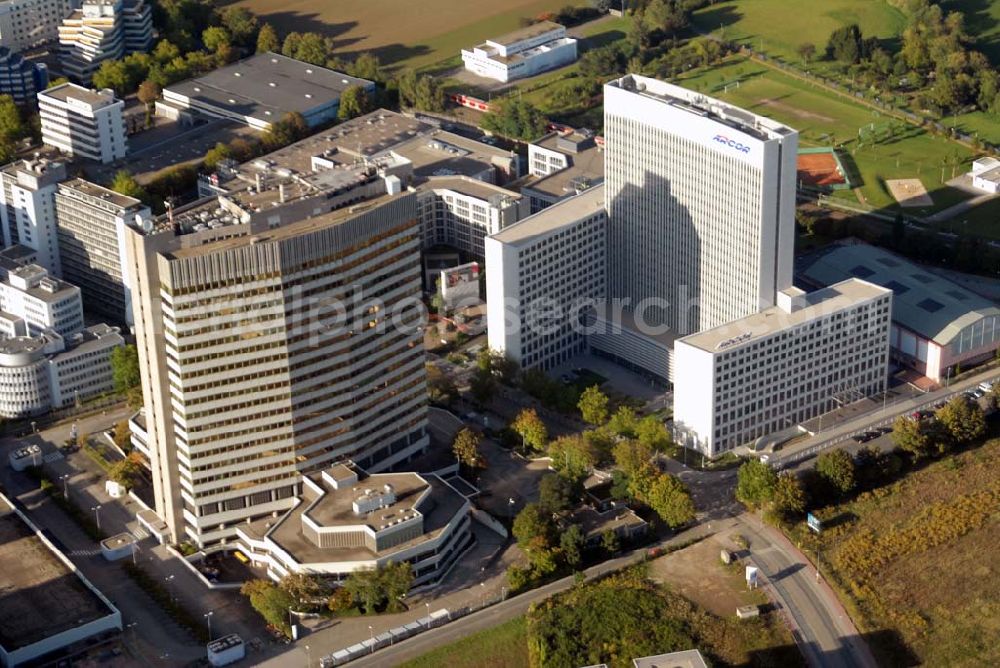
[745, 566, 759, 588]
[807, 513, 823, 533]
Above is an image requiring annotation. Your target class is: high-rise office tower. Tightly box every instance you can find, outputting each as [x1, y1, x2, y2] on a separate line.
[603, 74, 798, 335]
[123, 190, 428, 547]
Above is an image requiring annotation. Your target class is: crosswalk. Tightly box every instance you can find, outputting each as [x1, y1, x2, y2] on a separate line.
[42, 451, 64, 463]
[68, 548, 102, 557]
[131, 525, 149, 540]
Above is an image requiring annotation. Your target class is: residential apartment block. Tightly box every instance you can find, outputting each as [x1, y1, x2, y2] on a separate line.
[58, 0, 152, 84]
[55, 178, 150, 323]
[673, 280, 892, 455]
[38, 83, 127, 163]
[604, 74, 798, 335]
[0, 158, 66, 275]
[461, 21, 577, 83]
[486, 185, 607, 371]
[123, 187, 429, 547]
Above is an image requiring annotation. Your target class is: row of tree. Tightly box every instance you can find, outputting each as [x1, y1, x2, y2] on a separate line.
[241, 561, 414, 633]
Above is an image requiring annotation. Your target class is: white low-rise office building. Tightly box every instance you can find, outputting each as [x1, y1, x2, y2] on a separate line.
[0, 261, 82, 337]
[0, 323, 123, 418]
[417, 176, 525, 258]
[235, 464, 473, 587]
[38, 83, 127, 164]
[673, 279, 892, 456]
[462, 21, 577, 83]
[486, 185, 607, 371]
[522, 128, 604, 213]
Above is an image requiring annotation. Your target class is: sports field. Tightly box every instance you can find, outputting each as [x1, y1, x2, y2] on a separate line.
[690, 0, 907, 63]
[228, 0, 582, 69]
[676, 58, 975, 213]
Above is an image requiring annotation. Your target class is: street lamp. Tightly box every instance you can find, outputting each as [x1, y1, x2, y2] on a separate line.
[91, 505, 102, 531]
[59, 473, 70, 498]
[204, 611, 214, 641]
[368, 625, 374, 654]
[304, 644, 311, 667]
[164, 575, 175, 603]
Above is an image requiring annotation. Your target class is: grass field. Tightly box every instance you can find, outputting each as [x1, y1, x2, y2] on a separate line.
[950, 196, 1000, 238]
[675, 57, 975, 213]
[795, 435, 1000, 666]
[690, 0, 907, 63]
[229, 0, 585, 70]
[398, 616, 530, 668]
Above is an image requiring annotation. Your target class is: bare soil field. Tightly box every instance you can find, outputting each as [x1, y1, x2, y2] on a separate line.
[225, 0, 579, 68]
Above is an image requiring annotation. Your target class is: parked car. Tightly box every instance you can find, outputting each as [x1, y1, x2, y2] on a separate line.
[978, 381, 995, 393]
[859, 431, 880, 442]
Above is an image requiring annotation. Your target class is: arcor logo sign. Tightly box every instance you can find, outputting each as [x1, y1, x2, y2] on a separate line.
[713, 134, 751, 154]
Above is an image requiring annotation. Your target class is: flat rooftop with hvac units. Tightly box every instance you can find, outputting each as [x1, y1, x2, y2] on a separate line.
[799, 243, 1000, 384]
[159, 52, 375, 131]
[235, 464, 474, 587]
[0, 493, 121, 667]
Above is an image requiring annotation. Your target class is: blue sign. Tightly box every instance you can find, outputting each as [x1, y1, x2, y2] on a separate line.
[713, 134, 752, 154]
[807, 513, 823, 533]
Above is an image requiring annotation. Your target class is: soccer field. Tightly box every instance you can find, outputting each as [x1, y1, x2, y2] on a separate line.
[677, 58, 975, 213]
[228, 0, 580, 69]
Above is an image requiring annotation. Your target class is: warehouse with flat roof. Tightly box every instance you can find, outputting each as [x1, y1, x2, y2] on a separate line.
[0, 493, 121, 666]
[799, 243, 1000, 383]
[160, 52, 375, 131]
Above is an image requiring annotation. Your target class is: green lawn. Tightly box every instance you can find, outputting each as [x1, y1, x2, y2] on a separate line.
[948, 196, 1000, 239]
[398, 616, 529, 668]
[675, 58, 975, 213]
[943, 108, 1000, 145]
[690, 0, 907, 63]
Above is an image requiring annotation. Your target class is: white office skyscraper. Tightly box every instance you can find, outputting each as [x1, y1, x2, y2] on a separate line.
[603, 75, 798, 335]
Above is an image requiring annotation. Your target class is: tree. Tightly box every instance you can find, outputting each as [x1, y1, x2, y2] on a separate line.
[511, 407, 547, 452]
[644, 473, 694, 528]
[108, 452, 143, 489]
[635, 415, 671, 452]
[771, 472, 805, 521]
[452, 427, 485, 469]
[426, 364, 458, 405]
[202, 26, 231, 54]
[241, 579, 295, 633]
[279, 573, 328, 609]
[338, 85, 372, 121]
[480, 98, 547, 141]
[342, 567, 383, 614]
[0, 95, 25, 161]
[815, 449, 856, 495]
[612, 439, 655, 480]
[220, 6, 258, 47]
[891, 414, 932, 458]
[109, 171, 147, 201]
[936, 395, 986, 444]
[257, 23, 280, 53]
[600, 529, 620, 554]
[538, 473, 576, 515]
[202, 142, 231, 171]
[113, 420, 131, 450]
[548, 434, 597, 481]
[327, 587, 353, 613]
[607, 405, 638, 437]
[380, 561, 414, 612]
[136, 80, 161, 126]
[797, 42, 817, 63]
[826, 24, 864, 64]
[110, 343, 141, 392]
[578, 385, 609, 425]
[513, 503, 555, 551]
[93, 60, 137, 96]
[644, 0, 689, 35]
[469, 368, 496, 405]
[735, 459, 778, 510]
[560, 524, 584, 568]
[349, 52, 382, 82]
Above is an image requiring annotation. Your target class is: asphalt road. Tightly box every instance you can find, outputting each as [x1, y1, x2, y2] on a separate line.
[736, 517, 878, 668]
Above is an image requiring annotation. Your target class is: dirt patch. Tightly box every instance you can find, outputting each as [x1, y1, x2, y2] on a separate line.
[757, 97, 835, 123]
[886, 178, 933, 207]
[647, 528, 763, 616]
